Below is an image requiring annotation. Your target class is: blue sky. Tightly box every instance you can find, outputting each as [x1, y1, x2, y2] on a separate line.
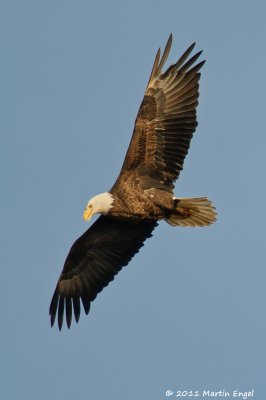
[1, 1, 266, 399]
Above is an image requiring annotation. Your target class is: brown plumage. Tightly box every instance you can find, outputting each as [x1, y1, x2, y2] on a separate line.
[49, 34, 216, 330]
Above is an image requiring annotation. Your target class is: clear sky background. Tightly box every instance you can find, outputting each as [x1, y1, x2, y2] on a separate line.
[1, 1, 266, 399]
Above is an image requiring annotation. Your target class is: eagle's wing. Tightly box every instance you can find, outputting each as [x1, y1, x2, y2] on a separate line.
[49, 216, 157, 329]
[113, 34, 204, 192]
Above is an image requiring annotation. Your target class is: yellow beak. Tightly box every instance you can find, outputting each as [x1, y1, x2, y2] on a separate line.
[83, 208, 93, 221]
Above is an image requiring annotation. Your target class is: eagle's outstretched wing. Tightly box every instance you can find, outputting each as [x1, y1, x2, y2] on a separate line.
[113, 34, 204, 192]
[49, 216, 157, 329]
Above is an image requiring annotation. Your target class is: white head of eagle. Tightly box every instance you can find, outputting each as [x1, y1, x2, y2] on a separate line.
[83, 192, 114, 221]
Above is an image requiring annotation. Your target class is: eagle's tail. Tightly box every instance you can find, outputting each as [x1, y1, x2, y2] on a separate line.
[166, 197, 217, 227]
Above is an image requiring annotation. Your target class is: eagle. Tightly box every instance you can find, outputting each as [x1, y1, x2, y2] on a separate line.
[49, 34, 216, 330]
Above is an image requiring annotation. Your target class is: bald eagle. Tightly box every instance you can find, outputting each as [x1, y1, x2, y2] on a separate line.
[50, 34, 216, 330]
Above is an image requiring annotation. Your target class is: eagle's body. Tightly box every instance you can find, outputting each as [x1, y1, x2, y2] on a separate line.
[109, 187, 173, 220]
[50, 35, 217, 330]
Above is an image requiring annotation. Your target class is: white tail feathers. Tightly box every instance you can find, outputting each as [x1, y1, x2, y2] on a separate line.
[166, 197, 217, 227]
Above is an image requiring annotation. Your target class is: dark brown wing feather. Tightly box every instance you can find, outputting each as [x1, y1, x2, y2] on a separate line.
[49, 216, 157, 330]
[113, 34, 205, 192]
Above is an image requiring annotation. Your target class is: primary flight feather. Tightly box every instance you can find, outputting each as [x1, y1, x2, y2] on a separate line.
[50, 34, 216, 330]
